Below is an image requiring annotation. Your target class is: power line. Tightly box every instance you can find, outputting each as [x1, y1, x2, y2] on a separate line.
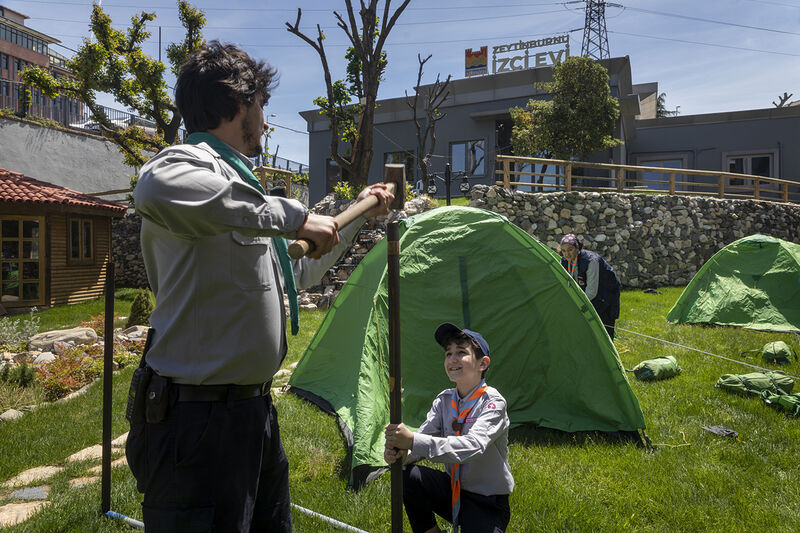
[17, 0, 571, 10]
[42, 28, 578, 49]
[270, 122, 308, 135]
[740, 0, 800, 8]
[621, 5, 800, 37]
[609, 30, 800, 58]
[29, 8, 573, 31]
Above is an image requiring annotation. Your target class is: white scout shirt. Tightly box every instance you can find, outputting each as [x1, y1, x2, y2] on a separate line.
[407, 384, 515, 496]
[134, 141, 363, 385]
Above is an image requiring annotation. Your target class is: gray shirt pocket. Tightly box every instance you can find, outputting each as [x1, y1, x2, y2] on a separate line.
[231, 231, 274, 291]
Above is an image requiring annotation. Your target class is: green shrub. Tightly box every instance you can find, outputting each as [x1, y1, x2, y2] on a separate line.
[36, 345, 101, 401]
[0, 308, 40, 349]
[126, 289, 154, 328]
[333, 180, 357, 200]
[0, 361, 31, 387]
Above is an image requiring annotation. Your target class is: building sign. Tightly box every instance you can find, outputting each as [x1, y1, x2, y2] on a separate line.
[487, 35, 570, 75]
[465, 46, 488, 78]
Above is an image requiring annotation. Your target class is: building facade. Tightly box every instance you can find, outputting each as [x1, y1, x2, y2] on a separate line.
[300, 53, 800, 205]
[0, 5, 83, 125]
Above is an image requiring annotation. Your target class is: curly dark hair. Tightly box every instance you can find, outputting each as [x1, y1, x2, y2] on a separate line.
[175, 41, 278, 133]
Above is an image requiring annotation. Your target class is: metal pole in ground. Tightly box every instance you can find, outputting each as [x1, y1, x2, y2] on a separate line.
[387, 222, 403, 533]
[101, 262, 115, 513]
[445, 163, 452, 206]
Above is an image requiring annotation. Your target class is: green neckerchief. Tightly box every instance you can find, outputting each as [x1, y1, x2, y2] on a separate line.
[186, 132, 300, 335]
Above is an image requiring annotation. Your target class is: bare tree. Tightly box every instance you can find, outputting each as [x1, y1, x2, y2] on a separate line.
[286, 1, 411, 189]
[405, 54, 451, 190]
[773, 92, 794, 108]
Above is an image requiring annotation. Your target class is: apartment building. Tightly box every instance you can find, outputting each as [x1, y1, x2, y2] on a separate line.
[0, 5, 82, 124]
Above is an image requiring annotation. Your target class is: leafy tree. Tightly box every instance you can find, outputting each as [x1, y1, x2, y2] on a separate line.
[21, 1, 205, 168]
[656, 92, 680, 118]
[510, 56, 621, 162]
[286, 0, 411, 189]
[405, 54, 451, 190]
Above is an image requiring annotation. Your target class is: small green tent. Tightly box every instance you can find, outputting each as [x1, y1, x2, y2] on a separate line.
[289, 207, 646, 486]
[667, 234, 800, 333]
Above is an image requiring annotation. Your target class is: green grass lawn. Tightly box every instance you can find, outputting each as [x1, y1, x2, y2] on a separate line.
[1, 290, 799, 532]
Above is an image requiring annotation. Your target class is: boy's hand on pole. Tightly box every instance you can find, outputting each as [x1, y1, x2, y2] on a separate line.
[383, 447, 407, 465]
[384, 422, 414, 450]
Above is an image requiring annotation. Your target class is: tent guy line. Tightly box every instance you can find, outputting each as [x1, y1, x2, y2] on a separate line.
[615, 326, 800, 380]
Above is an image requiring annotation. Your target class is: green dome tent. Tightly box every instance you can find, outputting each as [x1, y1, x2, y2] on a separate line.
[289, 206, 646, 486]
[667, 234, 800, 333]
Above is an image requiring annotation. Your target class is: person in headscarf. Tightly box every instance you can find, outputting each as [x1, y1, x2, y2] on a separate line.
[559, 234, 621, 339]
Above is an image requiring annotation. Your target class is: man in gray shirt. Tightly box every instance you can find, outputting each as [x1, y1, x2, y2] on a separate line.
[126, 41, 392, 532]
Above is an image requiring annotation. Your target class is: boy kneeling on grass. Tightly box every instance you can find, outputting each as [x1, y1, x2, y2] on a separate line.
[384, 323, 514, 533]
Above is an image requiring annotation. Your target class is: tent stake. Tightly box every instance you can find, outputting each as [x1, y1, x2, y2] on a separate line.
[101, 262, 114, 514]
[387, 222, 403, 533]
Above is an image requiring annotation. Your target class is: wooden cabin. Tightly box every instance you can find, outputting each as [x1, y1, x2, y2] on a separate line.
[0, 168, 126, 309]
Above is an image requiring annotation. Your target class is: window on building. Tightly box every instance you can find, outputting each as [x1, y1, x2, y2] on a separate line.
[384, 151, 415, 182]
[639, 159, 685, 191]
[326, 159, 350, 194]
[726, 153, 776, 190]
[1, 216, 44, 304]
[0, 53, 7, 71]
[68, 217, 94, 264]
[451, 139, 486, 176]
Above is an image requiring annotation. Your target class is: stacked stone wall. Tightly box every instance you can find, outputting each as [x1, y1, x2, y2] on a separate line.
[112, 213, 148, 288]
[470, 185, 800, 287]
[112, 188, 800, 292]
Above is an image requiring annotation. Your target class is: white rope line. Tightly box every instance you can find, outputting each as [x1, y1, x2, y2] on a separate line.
[615, 326, 800, 380]
[291, 504, 370, 533]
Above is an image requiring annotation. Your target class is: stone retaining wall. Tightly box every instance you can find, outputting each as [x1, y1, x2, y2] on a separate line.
[470, 185, 800, 287]
[112, 214, 148, 288]
[112, 188, 800, 292]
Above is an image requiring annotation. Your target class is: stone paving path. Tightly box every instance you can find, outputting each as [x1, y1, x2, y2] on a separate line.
[0, 432, 128, 528]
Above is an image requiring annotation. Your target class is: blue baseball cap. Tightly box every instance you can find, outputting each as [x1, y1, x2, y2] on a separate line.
[434, 322, 490, 358]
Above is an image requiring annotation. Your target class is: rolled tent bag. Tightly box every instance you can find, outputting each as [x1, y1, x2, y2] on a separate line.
[631, 356, 681, 381]
[760, 390, 800, 416]
[761, 341, 797, 366]
[715, 371, 795, 397]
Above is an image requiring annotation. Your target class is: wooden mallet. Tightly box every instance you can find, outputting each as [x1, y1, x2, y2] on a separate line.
[288, 163, 406, 259]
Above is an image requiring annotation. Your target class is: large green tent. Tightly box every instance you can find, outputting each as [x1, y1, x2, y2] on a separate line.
[667, 234, 800, 333]
[289, 206, 646, 485]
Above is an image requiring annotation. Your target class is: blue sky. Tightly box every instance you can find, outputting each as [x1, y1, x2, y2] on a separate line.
[6, 0, 800, 164]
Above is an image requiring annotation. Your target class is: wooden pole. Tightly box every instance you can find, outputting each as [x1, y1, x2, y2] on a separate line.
[669, 173, 675, 195]
[387, 222, 403, 533]
[754, 178, 760, 200]
[783, 182, 789, 203]
[502, 158, 510, 189]
[101, 261, 114, 514]
[616, 168, 624, 193]
[565, 164, 572, 192]
[718, 175, 725, 199]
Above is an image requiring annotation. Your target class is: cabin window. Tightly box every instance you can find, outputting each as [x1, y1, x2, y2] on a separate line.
[0, 216, 44, 305]
[68, 217, 94, 265]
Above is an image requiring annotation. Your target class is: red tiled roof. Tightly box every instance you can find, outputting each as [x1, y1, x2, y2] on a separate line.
[0, 168, 127, 216]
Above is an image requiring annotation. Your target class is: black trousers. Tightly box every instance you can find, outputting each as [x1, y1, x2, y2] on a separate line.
[126, 392, 291, 532]
[403, 464, 510, 533]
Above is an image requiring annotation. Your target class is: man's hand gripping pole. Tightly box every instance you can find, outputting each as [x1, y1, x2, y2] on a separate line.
[287, 164, 406, 259]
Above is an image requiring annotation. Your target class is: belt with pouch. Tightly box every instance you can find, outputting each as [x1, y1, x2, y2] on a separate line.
[177, 380, 273, 402]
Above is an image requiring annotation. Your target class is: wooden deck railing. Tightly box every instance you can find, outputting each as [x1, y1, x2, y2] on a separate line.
[495, 155, 800, 204]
